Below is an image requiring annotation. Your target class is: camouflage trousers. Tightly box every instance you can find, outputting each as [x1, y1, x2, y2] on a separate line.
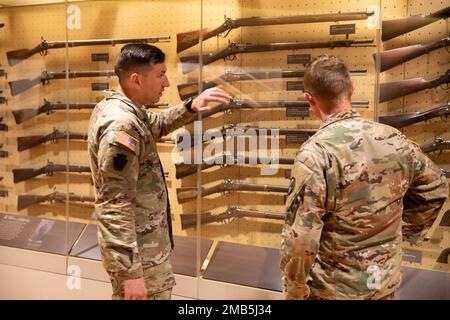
[108, 259, 176, 300]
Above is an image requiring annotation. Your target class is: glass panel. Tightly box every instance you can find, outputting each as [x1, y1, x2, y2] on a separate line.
[378, 0, 450, 278]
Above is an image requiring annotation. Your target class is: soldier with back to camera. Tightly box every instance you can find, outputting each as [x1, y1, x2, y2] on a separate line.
[282, 55, 449, 300]
[88, 43, 231, 300]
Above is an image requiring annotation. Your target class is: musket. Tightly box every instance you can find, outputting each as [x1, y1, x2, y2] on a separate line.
[180, 39, 375, 74]
[177, 10, 374, 53]
[178, 68, 367, 99]
[13, 160, 91, 183]
[9, 70, 116, 96]
[379, 70, 449, 103]
[186, 99, 311, 124]
[374, 37, 450, 72]
[176, 124, 318, 147]
[175, 154, 295, 179]
[12, 100, 96, 124]
[7, 35, 171, 67]
[17, 191, 95, 211]
[180, 205, 285, 229]
[176, 178, 288, 203]
[378, 103, 450, 128]
[12, 99, 169, 124]
[17, 127, 88, 151]
[382, 6, 450, 42]
[420, 137, 450, 154]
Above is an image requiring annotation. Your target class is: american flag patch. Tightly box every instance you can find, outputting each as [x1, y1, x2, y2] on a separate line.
[114, 131, 138, 153]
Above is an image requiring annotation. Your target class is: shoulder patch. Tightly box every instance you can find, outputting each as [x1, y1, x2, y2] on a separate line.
[114, 131, 138, 153]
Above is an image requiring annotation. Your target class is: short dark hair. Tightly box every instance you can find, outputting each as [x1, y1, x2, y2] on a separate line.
[303, 55, 352, 103]
[114, 43, 165, 81]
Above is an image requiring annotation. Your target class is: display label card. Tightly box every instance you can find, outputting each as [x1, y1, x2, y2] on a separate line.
[287, 54, 311, 65]
[286, 81, 304, 91]
[330, 24, 356, 35]
[91, 53, 109, 63]
[92, 83, 109, 91]
[285, 107, 309, 118]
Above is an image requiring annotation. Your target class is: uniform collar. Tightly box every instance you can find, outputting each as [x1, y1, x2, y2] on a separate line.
[320, 109, 360, 129]
[103, 90, 147, 121]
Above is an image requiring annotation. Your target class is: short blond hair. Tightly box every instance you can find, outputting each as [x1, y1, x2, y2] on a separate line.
[304, 55, 352, 104]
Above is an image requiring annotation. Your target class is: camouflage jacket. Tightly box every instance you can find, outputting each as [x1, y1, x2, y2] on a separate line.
[282, 110, 449, 300]
[88, 90, 194, 280]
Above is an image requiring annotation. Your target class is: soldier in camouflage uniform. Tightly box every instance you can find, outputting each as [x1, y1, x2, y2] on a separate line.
[281, 55, 449, 300]
[88, 44, 230, 300]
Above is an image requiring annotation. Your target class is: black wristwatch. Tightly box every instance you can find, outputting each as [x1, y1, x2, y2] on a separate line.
[183, 97, 195, 113]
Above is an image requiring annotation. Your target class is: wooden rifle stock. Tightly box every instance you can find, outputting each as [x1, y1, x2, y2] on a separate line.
[176, 10, 374, 53]
[13, 161, 91, 183]
[9, 70, 116, 96]
[176, 179, 288, 203]
[378, 103, 450, 128]
[17, 128, 88, 151]
[12, 99, 97, 124]
[180, 205, 285, 229]
[420, 137, 450, 154]
[379, 70, 449, 103]
[7, 36, 170, 67]
[17, 191, 95, 211]
[382, 6, 450, 41]
[374, 37, 449, 72]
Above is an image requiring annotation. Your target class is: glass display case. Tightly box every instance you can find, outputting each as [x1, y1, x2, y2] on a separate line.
[0, 0, 448, 300]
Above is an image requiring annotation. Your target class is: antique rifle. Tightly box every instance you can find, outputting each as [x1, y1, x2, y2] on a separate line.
[9, 70, 116, 96]
[180, 39, 374, 73]
[18, 191, 95, 211]
[7, 35, 170, 66]
[177, 10, 374, 52]
[175, 154, 294, 179]
[180, 205, 285, 229]
[379, 70, 449, 103]
[13, 160, 91, 183]
[176, 178, 288, 203]
[17, 128, 88, 151]
[374, 37, 449, 72]
[378, 103, 449, 128]
[178, 68, 367, 99]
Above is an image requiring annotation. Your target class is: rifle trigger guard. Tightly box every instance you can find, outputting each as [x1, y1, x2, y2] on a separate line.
[40, 37, 49, 56]
[225, 54, 237, 61]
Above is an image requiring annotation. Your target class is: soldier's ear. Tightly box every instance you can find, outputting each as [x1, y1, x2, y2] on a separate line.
[304, 91, 315, 106]
[129, 72, 140, 87]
